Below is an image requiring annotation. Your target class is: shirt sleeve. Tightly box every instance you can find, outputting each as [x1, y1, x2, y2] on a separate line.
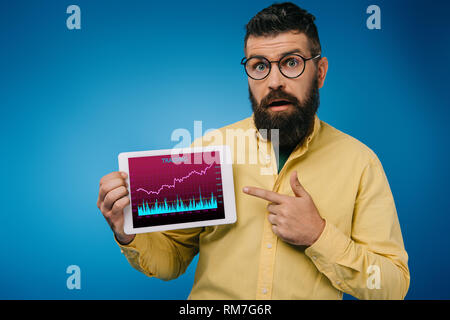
[304, 156, 410, 299]
[115, 227, 203, 281]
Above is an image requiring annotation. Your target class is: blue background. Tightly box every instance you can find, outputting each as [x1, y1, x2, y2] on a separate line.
[1, 0, 449, 299]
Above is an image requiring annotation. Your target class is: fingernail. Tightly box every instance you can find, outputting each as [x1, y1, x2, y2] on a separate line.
[121, 172, 127, 178]
[243, 187, 249, 193]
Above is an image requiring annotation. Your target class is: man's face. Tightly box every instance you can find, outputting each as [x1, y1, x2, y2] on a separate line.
[245, 31, 322, 149]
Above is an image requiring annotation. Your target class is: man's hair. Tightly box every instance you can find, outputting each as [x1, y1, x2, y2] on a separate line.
[244, 2, 321, 57]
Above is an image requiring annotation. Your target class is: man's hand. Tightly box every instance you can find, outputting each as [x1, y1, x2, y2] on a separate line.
[243, 171, 325, 247]
[97, 171, 135, 245]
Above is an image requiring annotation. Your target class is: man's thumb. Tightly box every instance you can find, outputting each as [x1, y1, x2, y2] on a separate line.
[290, 170, 306, 197]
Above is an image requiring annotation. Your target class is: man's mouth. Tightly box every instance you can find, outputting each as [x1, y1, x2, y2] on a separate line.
[267, 99, 292, 111]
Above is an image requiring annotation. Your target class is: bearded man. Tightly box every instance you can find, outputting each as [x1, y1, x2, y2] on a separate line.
[97, 2, 410, 300]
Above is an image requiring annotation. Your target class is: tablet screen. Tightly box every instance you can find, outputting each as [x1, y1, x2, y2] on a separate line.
[128, 150, 225, 229]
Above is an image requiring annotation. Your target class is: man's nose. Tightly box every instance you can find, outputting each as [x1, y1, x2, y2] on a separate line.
[267, 64, 286, 91]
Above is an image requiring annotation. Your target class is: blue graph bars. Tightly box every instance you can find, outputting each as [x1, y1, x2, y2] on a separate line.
[137, 188, 218, 216]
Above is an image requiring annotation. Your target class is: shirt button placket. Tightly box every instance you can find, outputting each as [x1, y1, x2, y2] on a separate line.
[256, 217, 277, 299]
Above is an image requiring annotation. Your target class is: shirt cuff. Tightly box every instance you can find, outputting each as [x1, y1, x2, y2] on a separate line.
[114, 233, 136, 248]
[114, 233, 153, 276]
[305, 218, 352, 267]
[114, 233, 147, 257]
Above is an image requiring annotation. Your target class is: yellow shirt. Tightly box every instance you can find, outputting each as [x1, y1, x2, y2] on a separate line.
[116, 114, 410, 300]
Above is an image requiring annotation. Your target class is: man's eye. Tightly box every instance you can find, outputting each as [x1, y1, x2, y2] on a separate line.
[285, 58, 299, 68]
[254, 63, 267, 72]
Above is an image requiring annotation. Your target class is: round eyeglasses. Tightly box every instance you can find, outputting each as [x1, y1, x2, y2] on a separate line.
[241, 53, 321, 80]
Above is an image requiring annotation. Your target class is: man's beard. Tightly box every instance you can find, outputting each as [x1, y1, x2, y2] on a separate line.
[249, 77, 320, 150]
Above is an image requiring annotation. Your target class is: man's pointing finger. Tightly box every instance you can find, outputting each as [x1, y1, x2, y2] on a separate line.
[243, 186, 285, 204]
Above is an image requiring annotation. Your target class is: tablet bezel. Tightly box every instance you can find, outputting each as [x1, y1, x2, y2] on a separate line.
[118, 145, 236, 234]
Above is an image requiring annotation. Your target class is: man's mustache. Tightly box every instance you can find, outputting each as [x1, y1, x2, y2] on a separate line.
[259, 90, 299, 109]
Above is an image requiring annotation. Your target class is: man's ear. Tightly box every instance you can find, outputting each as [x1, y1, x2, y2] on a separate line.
[316, 57, 328, 89]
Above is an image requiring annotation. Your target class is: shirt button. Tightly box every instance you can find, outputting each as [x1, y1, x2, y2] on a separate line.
[312, 255, 317, 260]
[267, 243, 272, 249]
[336, 280, 341, 285]
[265, 155, 271, 160]
[262, 288, 268, 294]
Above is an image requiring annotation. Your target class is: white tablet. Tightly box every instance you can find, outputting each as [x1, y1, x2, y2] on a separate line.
[118, 145, 236, 234]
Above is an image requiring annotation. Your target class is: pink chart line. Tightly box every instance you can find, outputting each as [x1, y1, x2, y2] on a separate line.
[135, 162, 215, 195]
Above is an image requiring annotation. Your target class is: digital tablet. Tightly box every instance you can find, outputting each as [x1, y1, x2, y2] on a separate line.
[118, 145, 236, 234]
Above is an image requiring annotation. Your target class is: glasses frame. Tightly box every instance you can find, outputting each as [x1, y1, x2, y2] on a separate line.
[240, 53, 321, 80]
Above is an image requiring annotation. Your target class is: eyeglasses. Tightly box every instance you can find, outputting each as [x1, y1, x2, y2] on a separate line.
[241, 53, 321, 80]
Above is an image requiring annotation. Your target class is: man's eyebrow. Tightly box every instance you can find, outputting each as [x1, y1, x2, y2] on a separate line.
[247, 49, 306, 60]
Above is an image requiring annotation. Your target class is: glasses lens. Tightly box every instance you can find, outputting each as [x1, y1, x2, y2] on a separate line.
[246, 57, 270, 79]
[279, 54, 305, 78]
